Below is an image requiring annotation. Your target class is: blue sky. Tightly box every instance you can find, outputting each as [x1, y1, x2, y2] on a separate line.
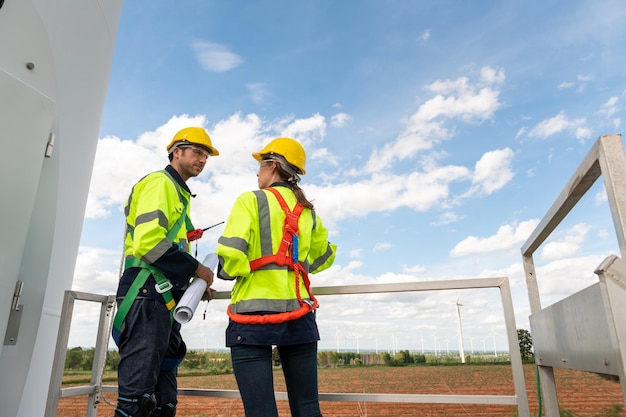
[69, 0, 626, 353]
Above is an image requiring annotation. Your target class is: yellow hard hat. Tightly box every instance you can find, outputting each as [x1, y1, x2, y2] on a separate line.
[252, 137, 306, 174]
[166, 127, 220, 156]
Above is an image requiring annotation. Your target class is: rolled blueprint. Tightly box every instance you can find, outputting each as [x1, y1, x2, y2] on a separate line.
[174, 253, 219, 324]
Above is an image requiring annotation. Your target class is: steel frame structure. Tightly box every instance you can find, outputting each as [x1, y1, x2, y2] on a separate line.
[521, 133, 626, 416]
[46, 279, 530, 416]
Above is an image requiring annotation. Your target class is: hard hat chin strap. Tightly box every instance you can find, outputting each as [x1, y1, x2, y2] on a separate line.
[264, 154, 301, 184]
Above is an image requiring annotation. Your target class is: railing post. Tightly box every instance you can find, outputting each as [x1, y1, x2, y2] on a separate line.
[86, 295, 115, 417]
[45, 291, 76, 417]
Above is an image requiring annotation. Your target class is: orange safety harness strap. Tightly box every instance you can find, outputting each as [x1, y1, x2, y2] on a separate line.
[227, 187, 319, 325]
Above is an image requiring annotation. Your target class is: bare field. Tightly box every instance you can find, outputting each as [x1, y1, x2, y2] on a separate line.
[57, 364, 625, 416]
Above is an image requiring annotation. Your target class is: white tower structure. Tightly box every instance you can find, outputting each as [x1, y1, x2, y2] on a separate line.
[0, 1, 124, 416]
[455, 297, 466, 363]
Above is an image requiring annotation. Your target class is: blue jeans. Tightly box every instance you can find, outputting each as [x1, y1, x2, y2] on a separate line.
[115, 298, 186, 417]
[231, 342, 322, 417]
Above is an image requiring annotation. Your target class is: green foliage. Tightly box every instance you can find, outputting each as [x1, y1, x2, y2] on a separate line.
[397, 350, 413, 364]
[380, 350, 427, 367]
[106, 350, 120, 370]
[272, 346, 280, 366]
[64, 347, 95, 371]
[179, 351, 232, 374]
[317, 350, 339, 367]
[65, 348, 232, 374]
[517, 328, 534, 362]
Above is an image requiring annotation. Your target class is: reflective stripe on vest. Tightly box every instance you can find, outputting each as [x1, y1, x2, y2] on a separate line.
[113, 170, 191, 332]
[227, 187, 319, 325]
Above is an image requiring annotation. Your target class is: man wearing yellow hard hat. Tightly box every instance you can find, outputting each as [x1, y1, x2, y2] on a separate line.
[113, 127, 219, 417]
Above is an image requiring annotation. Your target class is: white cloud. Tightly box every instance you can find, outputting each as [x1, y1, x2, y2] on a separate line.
[594, 188, 607, 205]
[418, 29, 431, 42]
[85, 114, 208, 218]
[191, 41, 243, 72]
[540, 223, 590, 260]
[432, 211, 461, 226]
[556, 74, 594, 92]
[330, 112, 352, 127]
[309, 147, 339, 167]
[312, 163, 471, 229]
[479, 67, 505, 85]
[365, 67, 504, 173]
[85, 107, 498, 240]
[469, 148, 515, 195]
[598, 96, 619, 119]
[72, 246, 122, 295]
[450, 219, 540, 257]
[275, 113, 327, 146]
[247, 82, 269, 103]
[527, 111, 588, 140]
[575, 126, 592, 141]
[403, 264, 427, 275]
[373, 242, 392, 252]
[537, 254, 607, 306]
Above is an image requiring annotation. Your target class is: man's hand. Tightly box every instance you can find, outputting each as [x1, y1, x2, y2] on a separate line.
[195, 262, 214, 286]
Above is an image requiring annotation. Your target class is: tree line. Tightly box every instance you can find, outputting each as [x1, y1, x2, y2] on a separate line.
[65, 329, 533, 372]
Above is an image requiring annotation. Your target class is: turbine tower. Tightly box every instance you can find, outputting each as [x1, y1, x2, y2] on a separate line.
[455, 296, 466, 363]
[490, 326, 499, 357]
[442, 296, 466, 363]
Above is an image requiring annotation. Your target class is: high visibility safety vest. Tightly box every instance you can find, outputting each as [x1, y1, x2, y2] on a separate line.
[113, 169, 195, 333]
[217, 186, 337, 325]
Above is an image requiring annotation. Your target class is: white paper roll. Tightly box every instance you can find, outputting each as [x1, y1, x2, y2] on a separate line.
[202, 252, 219, 271]
[174, 278, 207, 324]
[173, 253, 218, 324]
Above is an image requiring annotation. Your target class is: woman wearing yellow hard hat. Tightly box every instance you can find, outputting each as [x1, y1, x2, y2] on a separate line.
[216, 137, 337, 417]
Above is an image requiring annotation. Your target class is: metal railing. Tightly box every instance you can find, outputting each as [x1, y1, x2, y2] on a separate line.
[46, 291, 115, 417]
[521, 133, 626, 416]
[46, 278, 530, 416]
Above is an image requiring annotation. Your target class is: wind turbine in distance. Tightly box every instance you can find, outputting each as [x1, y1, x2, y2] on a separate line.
[442, 296, 466, 363]
[490, 326, 499, 357]
[455, 296, 466, 363]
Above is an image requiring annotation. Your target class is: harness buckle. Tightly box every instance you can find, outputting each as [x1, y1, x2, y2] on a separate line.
[155, 279, 173, 294]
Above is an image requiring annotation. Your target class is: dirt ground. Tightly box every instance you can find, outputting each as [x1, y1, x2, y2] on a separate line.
[57, 364, 626, 417]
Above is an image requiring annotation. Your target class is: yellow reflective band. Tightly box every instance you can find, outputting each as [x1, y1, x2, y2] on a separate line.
[165, 299, 176, 311]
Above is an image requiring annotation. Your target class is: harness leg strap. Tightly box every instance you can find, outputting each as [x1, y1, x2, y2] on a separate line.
[116, 393, 156, 417]
[153, 403, 176, 417]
